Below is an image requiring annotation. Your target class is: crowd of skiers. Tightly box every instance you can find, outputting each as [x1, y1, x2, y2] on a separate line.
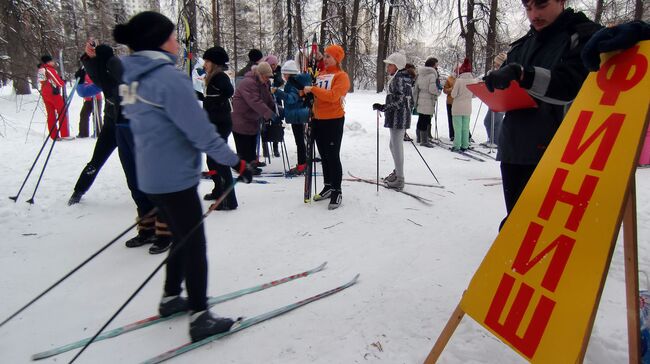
[32, 2, 648, 346]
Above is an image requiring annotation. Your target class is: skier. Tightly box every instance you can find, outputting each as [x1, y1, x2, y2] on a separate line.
[231, 62, 277, 174]
[235, 49, 263, 83]
[412, 57, 442, 148]
[482, 0, 601, 228]
[69, 42, 172, 255]
[114, 11, 254, 342]
[450, 58, 478, 152]
[37, 55, 71, 140]
[480, 52, 507, 147]
[74, 69, 103, 138]
[199, 46, 239, 210]
[275, 60, 311, 175]
[303, 44, 350, 209]
[263, 54, 284, 158]
[372, 52, 414, 191]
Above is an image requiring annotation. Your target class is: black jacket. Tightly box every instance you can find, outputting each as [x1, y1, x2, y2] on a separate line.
[497, 8, 601, 164]
[203, 71, 234, 136]
[82, 54, 126, 125]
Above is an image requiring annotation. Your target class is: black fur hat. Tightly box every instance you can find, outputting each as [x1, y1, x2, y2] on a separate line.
[203, 46, 229, 66]
[113, 11, 175, 52]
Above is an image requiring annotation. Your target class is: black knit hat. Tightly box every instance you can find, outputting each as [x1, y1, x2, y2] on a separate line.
[248, 49, 263, 63]
[40, 55, 53, 64]
[95, 44, 114, 62]
[113, 11, 175, 51]
[203, 46, 229, 66]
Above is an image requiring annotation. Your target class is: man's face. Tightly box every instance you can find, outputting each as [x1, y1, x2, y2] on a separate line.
[525, 0, 565, 31]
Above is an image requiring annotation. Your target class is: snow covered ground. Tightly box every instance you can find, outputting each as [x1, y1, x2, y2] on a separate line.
[0, 85, 648, 363]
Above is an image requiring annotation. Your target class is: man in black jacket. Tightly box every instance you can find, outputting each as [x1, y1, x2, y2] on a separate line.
[483, 0, 601, 228]
[69, 42, 172, 254]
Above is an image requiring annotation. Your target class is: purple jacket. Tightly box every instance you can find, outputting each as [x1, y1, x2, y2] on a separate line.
[232, 71, 275, 135]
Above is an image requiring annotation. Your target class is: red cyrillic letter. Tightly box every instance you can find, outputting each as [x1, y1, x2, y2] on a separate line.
[538, 168, 598, 232]
[561, 111, 624, 171]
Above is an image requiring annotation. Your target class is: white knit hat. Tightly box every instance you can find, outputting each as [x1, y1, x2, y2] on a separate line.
[383, 52, 407, 70]
[281, 60, 300, 75]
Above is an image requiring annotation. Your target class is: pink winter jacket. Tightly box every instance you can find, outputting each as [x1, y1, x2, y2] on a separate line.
[231, 71, 275, 135]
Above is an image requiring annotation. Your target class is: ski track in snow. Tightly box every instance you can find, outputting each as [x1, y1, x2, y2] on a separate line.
[0, 86, 646, 363]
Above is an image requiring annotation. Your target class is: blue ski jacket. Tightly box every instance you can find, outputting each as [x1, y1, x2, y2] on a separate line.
[273, 73, 311, 125]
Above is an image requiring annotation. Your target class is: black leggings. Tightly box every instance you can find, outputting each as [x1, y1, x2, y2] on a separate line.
[292, 123, 307, 165]
[313, 117, 344, 190]
[416, 114, 432, 132]
[207, 122, 237, 208]
[73, 121, 117, 194]
[232, 131, 258, 163]
[147, 185, 209, 312]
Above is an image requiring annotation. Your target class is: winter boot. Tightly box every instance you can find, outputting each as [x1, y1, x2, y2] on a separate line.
[125, 213, 155, 248]
[383, 170, 397, 182]
[403, 132, 413, 142]
[203, 192, 218, 201]
[313, 184, 332, 201]
[68, 191, 84, 206]
[286, 163, 307, 176]
[328, 189, 342, 210]
[419, 131, 434, 148]
[189, 310, 236, 342]
[149, 235, 172, 254]
[159, 294, 188, 317]
[386, 177, 405, 191]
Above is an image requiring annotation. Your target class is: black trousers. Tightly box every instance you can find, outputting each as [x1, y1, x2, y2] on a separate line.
[116, 124, 155, 216]
[73, 121, 117, 194]
[148, 185, 208, 312]
[292, 123, 307, 165]
[233, 131, 258, 163]
[500, 162, 537, 215]
[313, 117, 344, 190]
[446, 103, 454, 139]
[78, 98, 102, 137]
[416, 114, 432, 132]
[207, 122, 237, 208]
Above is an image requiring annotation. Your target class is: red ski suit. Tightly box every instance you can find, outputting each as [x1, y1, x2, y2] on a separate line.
[38, 63, 69, 139]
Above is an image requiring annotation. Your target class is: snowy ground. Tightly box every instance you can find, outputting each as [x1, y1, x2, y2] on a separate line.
[0, 85, 648, 364]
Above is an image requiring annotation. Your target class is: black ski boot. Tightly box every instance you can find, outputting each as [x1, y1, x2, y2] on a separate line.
[148, 235, 172, 255]
[189, 310, 236, 342]
[125, 229, 154, 248]
[159, 295, 188, 317]
[328, 189, 342, 210]
[67, 191, 83, 206]
[312, 184, 332, 201]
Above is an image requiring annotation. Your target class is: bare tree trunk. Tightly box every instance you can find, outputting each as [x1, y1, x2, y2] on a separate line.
[81, 0, 90, 39]
[465, 0, 476, 62]
[286, 0, 293, 59]
[376, 0, 386, 92]
[348, 0, 361, 92]
[337, 2, 348, 71]
[294, 0, 303, 51]
[634, 0, 643, 20]
[232, 0, 238, 72]
[484, 0, 498, 75]
[212, 0, 221, 46]
[258, 0, 263, 49]
[3, 0, 30, 94]
[594, 0, 604, 23]
[320, 0, 329, 49]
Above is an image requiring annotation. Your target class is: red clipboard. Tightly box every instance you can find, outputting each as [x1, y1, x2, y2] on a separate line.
[467, 81, 537, 112]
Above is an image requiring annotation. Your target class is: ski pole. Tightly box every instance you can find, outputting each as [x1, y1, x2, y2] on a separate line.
[26, 79, 80, 204]
[0, 207, 157, 330]
[25, 92, 43, 143]
[68, 183, 239, 363]
[471, 101, 483, 135]
[376, 110, 380, 192]
[409, 139, 440, 185]
[489, 110, 495, 153]
[9, 79, 79, 202]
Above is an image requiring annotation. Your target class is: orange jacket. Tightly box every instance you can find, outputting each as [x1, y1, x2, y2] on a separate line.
[310, 65, 350, 120]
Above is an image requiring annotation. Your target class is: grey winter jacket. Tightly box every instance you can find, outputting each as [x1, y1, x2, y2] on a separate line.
[412, 66, 441, 116]
[119, 51, 239, 194]
[231, 71, 275, 136]
[451, 72, 478, 116]
[383, 69, 414, 129]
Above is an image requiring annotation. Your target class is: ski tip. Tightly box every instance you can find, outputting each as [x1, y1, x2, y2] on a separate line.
[351, 273, 361, 284]
[316, 261, 328, 271]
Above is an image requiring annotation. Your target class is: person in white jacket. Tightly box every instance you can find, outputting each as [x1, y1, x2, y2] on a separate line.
[450, 58, 478, 151]
[412, 57, 441, 148]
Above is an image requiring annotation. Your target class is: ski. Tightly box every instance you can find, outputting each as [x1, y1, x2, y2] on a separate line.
[32, 262, 327, 360]
[346, 172, 433, 205]
[464, 147, 496, 160]
[140, 274, 359, 364]
[431, 140, 485, 162]
[343, 177, 444, 189]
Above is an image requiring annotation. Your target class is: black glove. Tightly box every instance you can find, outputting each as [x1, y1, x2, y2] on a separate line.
[232, 159, 254, 183]
[74, 68, 86, 83]
[288, 76, 305, 91]
[482, 63, 523, 92]
[372, 103, 385, 112]
[582, 22, 650, 71]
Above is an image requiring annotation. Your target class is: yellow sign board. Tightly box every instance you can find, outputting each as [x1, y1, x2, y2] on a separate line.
[460, 41, 650, 363]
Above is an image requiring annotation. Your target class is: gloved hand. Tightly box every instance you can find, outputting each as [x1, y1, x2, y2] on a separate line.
[482, 63, 523, 92]
[582, 21, 650, 71]
[74, 68, 86, 83]
[372, 103, 385, 112]
[288, 76, 305, 91]
[232, 159, 254, 183]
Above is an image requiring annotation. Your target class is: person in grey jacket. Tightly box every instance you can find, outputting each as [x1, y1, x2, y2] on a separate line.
[413, 57, 441, 148]
[372, 52, 414, 190]
[231, 62, 276, 172]
[450, 58, 478, 151]
[114, 11, 253, 342]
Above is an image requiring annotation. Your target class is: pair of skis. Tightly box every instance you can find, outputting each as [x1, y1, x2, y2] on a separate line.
[346, 172, 434, 205]
[32, 262, 358, 363]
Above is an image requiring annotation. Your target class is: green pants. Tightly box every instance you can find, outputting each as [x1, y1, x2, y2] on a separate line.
[452, 115, 470, 149]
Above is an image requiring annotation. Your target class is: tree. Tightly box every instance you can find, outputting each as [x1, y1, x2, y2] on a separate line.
[484, 0, 499, 74]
